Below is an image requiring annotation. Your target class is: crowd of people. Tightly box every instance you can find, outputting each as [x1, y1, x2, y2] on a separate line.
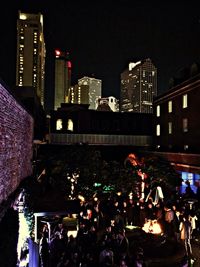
[37, 180, 200, 267]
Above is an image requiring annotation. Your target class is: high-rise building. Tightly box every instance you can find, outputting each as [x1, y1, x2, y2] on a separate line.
[54, 49, 71, 110]
[16, 11, 46, 106]
[120, 58, 157, 113]
[68, 84, 89, 105]
[78, 76, 102, 110]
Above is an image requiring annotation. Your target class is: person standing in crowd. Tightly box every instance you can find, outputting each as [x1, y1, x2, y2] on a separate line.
[184, 180, 195, 199]
[116, 229, 129, 263]
[39, 233, 49, 267]
[125, 199, 135, 226]
[118, 259, 128, 267]
[179, 213, 194, 259]
[189, 210, 198, 240]
[164, 204, 174, 238]
[172, 204, 181, 242]
[99, 244, 114, 267]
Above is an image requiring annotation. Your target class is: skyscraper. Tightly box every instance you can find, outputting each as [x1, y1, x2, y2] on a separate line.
[120, 58, 157, 113]
[78, 76, 102, 110]
[68, 84, 89, 105]
[54, 49, 71, 110]
[16, 11, 46, 106]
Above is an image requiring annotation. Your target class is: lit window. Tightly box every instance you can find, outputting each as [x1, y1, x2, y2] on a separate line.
[156, 105, 160, 117]
[182, 172, 194, 186]
[168, 122, 172, 134]
[181, 172, 194, 187]
[183, 118, 188, 132]
[184, 145, 189, 151]
[183, 94, 188, 108]
[67, 119, 73, 131]
[156, 124, 160, 136]
[187, 173, 193, 184]
[56, 119, 62, 130]
[168, 101, 172, 113]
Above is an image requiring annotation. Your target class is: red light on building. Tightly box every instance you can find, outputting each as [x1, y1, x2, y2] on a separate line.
[67, 61, 72, 68]
[55, 49, 61, 57]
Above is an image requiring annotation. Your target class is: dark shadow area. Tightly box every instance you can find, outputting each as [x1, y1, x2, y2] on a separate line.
[0, 208, 18, 267]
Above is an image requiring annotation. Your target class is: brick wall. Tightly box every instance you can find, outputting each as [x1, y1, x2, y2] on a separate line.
[0, 82, 33, 204]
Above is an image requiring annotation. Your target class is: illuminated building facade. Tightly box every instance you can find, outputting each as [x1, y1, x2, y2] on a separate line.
[16, 11, 46, 106]
[54, 50, 72, 110]
[153, 67, 200, 193]
[78, 76, 102, 110]
[68, 84, 89, 105]
[120, 58, 157, 113]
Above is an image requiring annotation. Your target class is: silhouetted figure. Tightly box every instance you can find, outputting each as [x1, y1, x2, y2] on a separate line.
[39, 233, 49, 267]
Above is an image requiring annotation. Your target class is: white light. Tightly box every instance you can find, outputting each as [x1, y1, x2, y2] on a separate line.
[17, 212, 30, 262]
[129, 192, 133, 199]
[20, 14, 27, 20]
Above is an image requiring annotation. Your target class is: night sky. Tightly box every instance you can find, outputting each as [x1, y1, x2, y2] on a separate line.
[1, 0, 200, 111]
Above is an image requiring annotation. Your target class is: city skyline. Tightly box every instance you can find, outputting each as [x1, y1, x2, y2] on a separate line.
[1, 1, 200, 111]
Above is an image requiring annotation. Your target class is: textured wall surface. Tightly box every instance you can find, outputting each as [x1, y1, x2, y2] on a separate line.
[0, 82, 33, 204]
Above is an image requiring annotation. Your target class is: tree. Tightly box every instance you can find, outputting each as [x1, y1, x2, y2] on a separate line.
[123, 153, 183, 202]
[37, 146, 182, 202]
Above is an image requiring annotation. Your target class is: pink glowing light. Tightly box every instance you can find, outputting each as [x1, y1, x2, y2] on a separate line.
[67, 61, 72, 68]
